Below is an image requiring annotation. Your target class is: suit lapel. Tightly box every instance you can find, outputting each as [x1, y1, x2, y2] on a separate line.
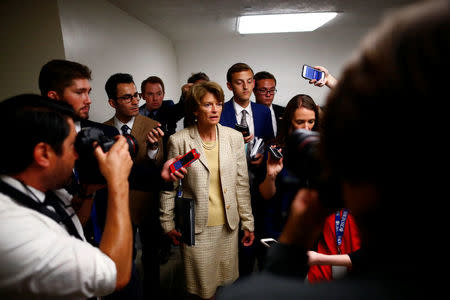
[188, 126, 209, 171]
[217, 124, 228, 180]
[220, 99, 238, 127]
[131, 115, 143, 137]
[251, 102, 261, 137]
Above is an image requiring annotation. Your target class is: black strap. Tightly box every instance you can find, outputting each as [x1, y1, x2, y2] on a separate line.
[0, 180, 83, 240]
[44, 191, 83, 240]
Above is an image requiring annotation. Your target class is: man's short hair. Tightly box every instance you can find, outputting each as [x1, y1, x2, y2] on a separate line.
[187, 72, 210, 84]
[254, 71, 277, 87]
[0, 94, 75, 175]
[226, 63, 254, 83]
[105, 73, 135, 100]
[39, 59, 92, 96]
[141, 76, 165, 94]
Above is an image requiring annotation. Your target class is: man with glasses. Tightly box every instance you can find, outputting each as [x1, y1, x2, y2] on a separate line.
[254, 71, 285, 137]
[104, 73, 164, 299]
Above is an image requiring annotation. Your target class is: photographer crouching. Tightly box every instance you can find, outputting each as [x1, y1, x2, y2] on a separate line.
[0, 94, 184, 299]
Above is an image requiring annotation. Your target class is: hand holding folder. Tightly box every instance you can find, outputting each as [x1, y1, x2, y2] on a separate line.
[173, 180, 195, 246]
[175, 196, 195, 246]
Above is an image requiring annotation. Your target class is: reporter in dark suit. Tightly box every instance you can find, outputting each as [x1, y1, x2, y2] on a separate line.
[139, 76, 184, 139]
[253, 71, 285, 137]
[219, 63, 274, 144]
[39, 60, 119, 242]
[219, 63, 274, 277]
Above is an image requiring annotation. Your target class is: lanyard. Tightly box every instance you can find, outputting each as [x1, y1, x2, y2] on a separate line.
[335, 209, 349, 253]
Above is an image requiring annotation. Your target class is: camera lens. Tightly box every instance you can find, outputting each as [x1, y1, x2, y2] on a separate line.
[74, 127, 138, 184]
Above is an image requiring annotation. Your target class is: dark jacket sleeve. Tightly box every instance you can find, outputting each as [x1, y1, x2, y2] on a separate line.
[264, 243, 309, 278]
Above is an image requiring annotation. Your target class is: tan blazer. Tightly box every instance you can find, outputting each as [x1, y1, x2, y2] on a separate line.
[160, 124, 254, 234]
[104, 114, 163, 224]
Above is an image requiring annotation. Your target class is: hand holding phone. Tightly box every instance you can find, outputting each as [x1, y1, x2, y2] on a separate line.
[235, 123, 250, 137]
[260, 238, 278, 248]
[250, 137, 265, 160]
[268, 146, 283, 161]
[169, 149, 200, 173]
[147, 125, 165, 149]
[167, 229, 182, 245]
[302, 65, 325, 82]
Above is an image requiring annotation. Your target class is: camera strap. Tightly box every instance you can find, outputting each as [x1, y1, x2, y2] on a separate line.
[335, 209, 349, 254]
[0, 180, 83, 240]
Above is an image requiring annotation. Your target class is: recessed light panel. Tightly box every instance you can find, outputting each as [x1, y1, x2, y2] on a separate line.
[238, 12, 338, 34]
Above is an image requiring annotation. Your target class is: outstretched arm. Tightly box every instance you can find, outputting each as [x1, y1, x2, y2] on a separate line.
[309, 66, 338, 89]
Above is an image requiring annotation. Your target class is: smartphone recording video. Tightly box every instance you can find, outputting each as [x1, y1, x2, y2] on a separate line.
[260, 238, 278, 248]
[302, 65, 325, 81]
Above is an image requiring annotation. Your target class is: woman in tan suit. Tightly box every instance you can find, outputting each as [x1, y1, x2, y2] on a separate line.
[160, 81, 254, 299]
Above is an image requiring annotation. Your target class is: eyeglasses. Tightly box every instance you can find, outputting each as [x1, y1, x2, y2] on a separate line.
[256, 88, 277, 95]
[117, 92, 141, 103]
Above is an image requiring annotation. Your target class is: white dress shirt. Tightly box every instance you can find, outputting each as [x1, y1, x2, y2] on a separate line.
[0, 175, 116, 299]
[112, 116, 158, 159]
[268, 104, 277, 138]
[74, 120, 81, 134]
[113, 116, 135, 135]
[233, 100, 255, 138]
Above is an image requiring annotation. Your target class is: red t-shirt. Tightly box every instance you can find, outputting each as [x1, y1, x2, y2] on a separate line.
[308, 210, 361, 283]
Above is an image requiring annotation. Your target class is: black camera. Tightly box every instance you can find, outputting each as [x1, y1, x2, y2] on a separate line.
[285, 129, 321, 186]
[74, 127, 138, 184]
[284, 129, 342, 210]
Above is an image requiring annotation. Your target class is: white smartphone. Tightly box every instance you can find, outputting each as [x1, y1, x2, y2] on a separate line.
[260, 238, 278, 248]
[302, 65, 325, 81]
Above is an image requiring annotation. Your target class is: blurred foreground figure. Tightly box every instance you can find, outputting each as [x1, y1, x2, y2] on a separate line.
[219, 0, 449, 299]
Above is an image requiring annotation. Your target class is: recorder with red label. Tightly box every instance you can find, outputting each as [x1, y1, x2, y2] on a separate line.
[169, 149, 200, 173]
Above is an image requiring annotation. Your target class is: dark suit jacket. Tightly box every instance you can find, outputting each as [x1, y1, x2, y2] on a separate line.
[104, 115, 163, 225]
[139, 99, 184, 137]
[219, 99, 275, 142]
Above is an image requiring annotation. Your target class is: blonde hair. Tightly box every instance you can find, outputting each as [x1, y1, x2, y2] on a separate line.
[184, 81, 224, 126]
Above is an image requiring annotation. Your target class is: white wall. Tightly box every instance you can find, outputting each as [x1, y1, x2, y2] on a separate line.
[57, 0, 178, 123]
[175, 23, 371, 107]
[0, 0, 65, 100]
[0, 0, 378, 117]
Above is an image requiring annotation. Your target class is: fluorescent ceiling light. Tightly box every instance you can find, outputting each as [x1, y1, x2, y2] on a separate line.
[238, 12, 338, 34]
